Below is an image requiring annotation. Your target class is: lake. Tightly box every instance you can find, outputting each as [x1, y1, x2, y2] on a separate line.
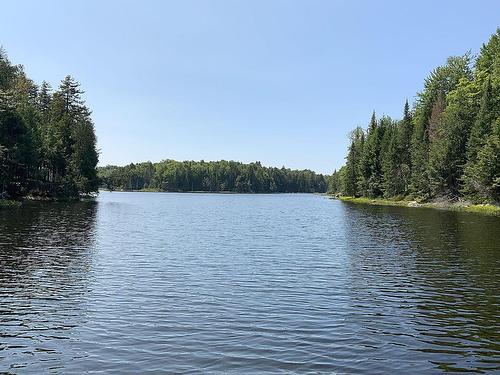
[0, 192, 499, 373]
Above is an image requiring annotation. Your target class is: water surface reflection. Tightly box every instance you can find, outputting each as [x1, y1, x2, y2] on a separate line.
[342, 203, 500, 373]
[0, 201, 97, 372]
[0, 194, 499, 373]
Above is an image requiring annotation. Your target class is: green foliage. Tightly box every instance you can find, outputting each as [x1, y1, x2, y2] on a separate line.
[343, 127, 364, 196]
[381, 117, 401, 197]
[465, 118, 500, 201]
[357, 113, 376, 196]
[412, 54, 473, 199]
[334, 29, 500, 205]
[98, 160, 328, 193]
[0, 49, 99, 199]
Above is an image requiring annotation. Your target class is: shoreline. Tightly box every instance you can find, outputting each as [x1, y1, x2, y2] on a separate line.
[0, 200, 22, 208]
[0, 194, 97, 208]
[332, 196, 500, 216]
[1, 191, 324, 208]
[4, 193, 498, 216]
[99, 189, 323, 195]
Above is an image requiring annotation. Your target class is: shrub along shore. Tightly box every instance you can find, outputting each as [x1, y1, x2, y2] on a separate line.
[333, 196, 500, 216]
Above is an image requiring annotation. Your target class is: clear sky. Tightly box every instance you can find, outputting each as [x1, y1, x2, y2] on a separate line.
[1, 1, 498, 174]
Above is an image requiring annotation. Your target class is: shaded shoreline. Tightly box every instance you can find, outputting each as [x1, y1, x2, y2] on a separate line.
[0, 195, 97, 208]
[0, 200, 22, 208]
[1, 191, 324, 208]
[332, 196, 500, 216]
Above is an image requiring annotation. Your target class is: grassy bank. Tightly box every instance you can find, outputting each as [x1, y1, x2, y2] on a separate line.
[335, 196, 500, 216]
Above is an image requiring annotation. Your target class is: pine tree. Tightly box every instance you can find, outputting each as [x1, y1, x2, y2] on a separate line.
[471, 119, 500, 202]
[344, 127, 364, 196]
[70, 110, 99, 194]
[381, 118, 401, 197]
[38, 81, 52, 117]
[397, 100, 413, 194]
[466, 78, 495, 162]
[463, 78, 499, 200]
[359, 112, 384, 197]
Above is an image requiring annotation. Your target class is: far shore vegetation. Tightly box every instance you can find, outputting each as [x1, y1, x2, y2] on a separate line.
[98, 160, 328, 194]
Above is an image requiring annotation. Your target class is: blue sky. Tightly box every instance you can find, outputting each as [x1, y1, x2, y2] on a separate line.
[1, 1, 498, 173]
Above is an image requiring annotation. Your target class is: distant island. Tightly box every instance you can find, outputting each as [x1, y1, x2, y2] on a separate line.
[329, 29, 499, 207]
[98, 160, 328, 193]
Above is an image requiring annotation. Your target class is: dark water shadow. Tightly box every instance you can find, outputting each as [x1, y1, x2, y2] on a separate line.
[340, 202, 500, 373]
[0, 201, 99, 373]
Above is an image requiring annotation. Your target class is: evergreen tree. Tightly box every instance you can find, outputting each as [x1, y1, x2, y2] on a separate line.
[381, 118, 400, 197]
[462, 79, 496, 198]
[0, 49, 99, 199]
[0, 96, 29, 197]
[334, 30, 499, 205]
[343, 127, 364, 196]
[412, 54, 472, 198]
[472, 118, 500, 202]
[359, 112, 384, 197]
[396, 100, 413, 194]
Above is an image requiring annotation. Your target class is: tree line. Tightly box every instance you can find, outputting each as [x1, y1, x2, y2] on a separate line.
[329, 29, 500, 204]
[0, 48, 98, 199]
[98, 160, 328, 193]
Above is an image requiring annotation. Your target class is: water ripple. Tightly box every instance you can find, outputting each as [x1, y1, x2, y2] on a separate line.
[0, 193, 499, 373]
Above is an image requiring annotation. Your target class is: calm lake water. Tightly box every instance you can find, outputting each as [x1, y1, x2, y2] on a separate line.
[0, 192, 499, 374]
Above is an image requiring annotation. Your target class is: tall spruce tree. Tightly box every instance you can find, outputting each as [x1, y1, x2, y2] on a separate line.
[397, 100, 413, 195]
[472, 118, 500, 202]
[344, 127, 364, 196]
[359, 112, 385, 197]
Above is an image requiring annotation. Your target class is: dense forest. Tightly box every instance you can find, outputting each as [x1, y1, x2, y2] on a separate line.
[329, 30, 500, 204]
[4, 30, 499, 202]
[98, 160, 328, 193]
[0, 49, 98, 199]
